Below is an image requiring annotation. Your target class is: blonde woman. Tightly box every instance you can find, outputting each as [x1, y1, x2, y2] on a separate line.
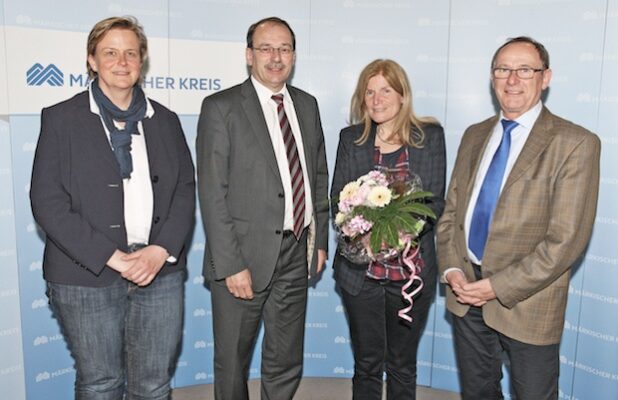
[331, 59, 445, 399]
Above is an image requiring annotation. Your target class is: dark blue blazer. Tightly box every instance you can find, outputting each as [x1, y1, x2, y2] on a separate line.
[30, 91, 195, 287]
[330, 122, 446, 295]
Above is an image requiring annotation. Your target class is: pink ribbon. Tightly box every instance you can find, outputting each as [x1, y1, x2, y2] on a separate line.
[398, 242, 423, 322]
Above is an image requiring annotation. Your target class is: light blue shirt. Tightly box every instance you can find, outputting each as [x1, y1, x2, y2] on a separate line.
[465, 101, 543, 264]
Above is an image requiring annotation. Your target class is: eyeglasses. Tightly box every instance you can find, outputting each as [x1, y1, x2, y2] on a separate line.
[252, 45, 294, 56]
[492, 67, 545, 79]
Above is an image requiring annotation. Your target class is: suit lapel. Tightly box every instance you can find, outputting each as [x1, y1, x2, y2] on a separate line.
[76, 94, 120, 175]
[502, 108, 554, 190]
[240, 80, 282, 181]
[463, 117, 499, 205]
[361, 124, 378, 173]
[142, 115, 165, 179]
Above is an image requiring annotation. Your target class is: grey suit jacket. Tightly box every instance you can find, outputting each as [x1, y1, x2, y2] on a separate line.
[437, 107, 600, 345]
[30, 91, 196, 287]
[197, 79, 329, 291]
[330, 122, 446, 295]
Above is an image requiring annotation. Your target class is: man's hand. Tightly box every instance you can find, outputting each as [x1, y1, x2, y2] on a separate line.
[121, 245, 169, 287]
[446, 269, 478, 305]
[315, 249, 327, 276]
[451, 278, 496, 307]
[225, 268, 254, 300]
[446, 269, 489, 306]
[460, 278, 496, 304]
[445, 269, 468, 290]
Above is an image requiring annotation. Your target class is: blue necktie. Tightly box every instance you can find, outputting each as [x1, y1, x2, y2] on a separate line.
[468, 119, 519, 260]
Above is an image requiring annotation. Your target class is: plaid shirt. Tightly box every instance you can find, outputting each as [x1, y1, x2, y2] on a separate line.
[366, 146, 412, 281]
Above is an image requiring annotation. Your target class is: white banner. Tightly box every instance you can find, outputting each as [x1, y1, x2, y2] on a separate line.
[5, 26, 246, 114]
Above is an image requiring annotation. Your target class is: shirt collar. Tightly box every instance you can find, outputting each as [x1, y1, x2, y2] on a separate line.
[88, 81, 155, 118]
[500, 100, 543, 131]
[251, 75, 292, 106]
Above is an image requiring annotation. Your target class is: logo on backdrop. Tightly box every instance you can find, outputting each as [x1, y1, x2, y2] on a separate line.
[25, 62, 222, 91]
[27, 63, 64, 86]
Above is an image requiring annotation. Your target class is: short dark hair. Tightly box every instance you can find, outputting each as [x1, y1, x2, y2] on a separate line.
[491, 36, 550, 69]
[246, 16, 296, 50]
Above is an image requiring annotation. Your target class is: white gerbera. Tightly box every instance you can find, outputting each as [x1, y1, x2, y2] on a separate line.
[340, 181, 360, 201]
[367, 186, 392, 207]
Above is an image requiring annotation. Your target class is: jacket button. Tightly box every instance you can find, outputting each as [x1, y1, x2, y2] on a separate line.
[278, 193, 284, 198]
[154, 216, 160, 224]
[275, 230, 282, 235]
[152, 175, 159, 183]
[463, 257, 469, 263]
[458, 224, 464, 230]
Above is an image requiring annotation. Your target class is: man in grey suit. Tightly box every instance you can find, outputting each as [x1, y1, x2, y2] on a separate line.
[196, 16, 329, 400]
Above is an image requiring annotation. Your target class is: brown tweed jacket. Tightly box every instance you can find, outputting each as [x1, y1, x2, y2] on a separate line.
[437, 107, 600, 345]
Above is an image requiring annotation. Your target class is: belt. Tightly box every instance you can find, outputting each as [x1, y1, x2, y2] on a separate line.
[283, 227, 308, 237]
[127, 243, 147, 253]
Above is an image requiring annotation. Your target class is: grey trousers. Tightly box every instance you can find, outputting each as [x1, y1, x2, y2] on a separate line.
[211, 230, 308, 400]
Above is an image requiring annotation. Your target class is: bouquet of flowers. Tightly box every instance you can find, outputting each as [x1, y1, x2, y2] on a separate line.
[335, 169, 435, 263]
[334, 168, 436, 321]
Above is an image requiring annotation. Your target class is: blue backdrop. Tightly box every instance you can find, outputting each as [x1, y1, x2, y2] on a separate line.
[1, 1, 617, 399]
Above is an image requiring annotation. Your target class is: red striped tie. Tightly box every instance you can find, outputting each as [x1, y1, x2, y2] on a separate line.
[272, 94, 305, 240]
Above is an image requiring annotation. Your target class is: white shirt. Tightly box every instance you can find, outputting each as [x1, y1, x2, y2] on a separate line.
[251, 76, 313, 232]
[88, 86, 155, 246]
[443, 101, 543, 279]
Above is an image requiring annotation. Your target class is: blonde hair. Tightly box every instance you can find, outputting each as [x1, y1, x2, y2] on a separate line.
[86, 16, 148, 82]
[349, 59, 437, 147]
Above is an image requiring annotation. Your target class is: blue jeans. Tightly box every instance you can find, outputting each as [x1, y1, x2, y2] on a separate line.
[47, 271, 185, 400]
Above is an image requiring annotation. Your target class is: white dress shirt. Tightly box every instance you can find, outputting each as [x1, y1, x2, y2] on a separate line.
[251, 76, 313, 232]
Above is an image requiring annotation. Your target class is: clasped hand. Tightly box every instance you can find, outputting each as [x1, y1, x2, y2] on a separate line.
[107, 245, 169, 286]
[446, 270, 497, 307]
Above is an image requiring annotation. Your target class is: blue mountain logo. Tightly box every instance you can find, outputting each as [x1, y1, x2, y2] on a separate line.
[27, 63, 64, 86]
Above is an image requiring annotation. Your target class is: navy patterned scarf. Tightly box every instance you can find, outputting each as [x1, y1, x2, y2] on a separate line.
[91, 78, 147, 179]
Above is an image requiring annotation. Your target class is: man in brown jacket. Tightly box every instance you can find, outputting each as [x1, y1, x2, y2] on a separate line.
[437, 36, 600, 400]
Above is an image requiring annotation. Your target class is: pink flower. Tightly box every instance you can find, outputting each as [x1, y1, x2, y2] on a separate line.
[367, 170, 389, 186]
[342, 215, 373, 237]
[347, 185, 369, 207]
[338, 199, 351, 213]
